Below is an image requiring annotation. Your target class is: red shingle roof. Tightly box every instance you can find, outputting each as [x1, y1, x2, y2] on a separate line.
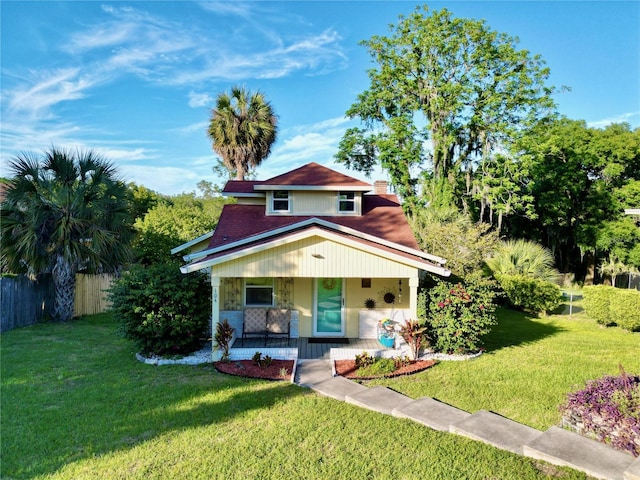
[221, 181, 265, 195]
[206, 193, 419, 251]
[259, 162, 372, 188]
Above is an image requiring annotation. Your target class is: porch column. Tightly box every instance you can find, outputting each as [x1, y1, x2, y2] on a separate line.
[409, 276, 419, 319]
[211, 275, 222, 361]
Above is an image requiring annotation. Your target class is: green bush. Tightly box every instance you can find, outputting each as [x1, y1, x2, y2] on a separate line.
[108, 263, 211, 355]
[583, 285, 616, 326]
[583, 285, 640, 331]
[356, 358, 397, 377]
[496, 274, 563, 315]
[423, 278, 497, 354]
[610, 290, 640, 332]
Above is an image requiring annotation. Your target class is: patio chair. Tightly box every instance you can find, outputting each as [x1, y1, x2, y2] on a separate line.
[267, 308, 291, 346]
[242, 308, 268, 346]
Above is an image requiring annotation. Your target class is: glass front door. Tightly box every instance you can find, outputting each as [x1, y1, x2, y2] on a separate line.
[314, 278, 344, 336]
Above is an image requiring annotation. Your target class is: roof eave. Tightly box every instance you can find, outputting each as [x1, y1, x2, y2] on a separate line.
[170, 230, 214, 255]
[181, 227, 450, 277]
[254, 185, 372, 192]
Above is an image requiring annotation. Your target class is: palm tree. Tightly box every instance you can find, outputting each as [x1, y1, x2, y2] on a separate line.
[207, 86, 278, 181]
[1, 147, 133, 321]
[597, 255, 627, 287]
[486, 239, 559, 283]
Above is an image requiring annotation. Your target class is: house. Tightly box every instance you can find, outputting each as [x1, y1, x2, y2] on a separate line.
[177, 162, 450, 359]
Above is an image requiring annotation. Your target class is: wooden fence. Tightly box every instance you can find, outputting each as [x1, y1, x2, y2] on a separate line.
[0, 274, 54, 332]
[74, 274, 116, 316]
[0, 273, 117, 332]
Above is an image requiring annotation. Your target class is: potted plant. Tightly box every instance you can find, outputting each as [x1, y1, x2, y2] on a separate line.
[377, 319, 396, 348]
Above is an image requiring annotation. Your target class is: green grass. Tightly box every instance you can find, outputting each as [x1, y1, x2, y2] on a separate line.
[1, 302, 635, 479]
[368, 302, 640, 430]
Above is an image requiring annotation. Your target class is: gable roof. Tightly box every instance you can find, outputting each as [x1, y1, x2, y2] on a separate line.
[181, 192, 449, 276]
[221, 180, 265, 196]
[254, 162, 372, 191]
[180, 163, 449, 277]
[194, 194, 419, 253]
[181, 221, 449, 276]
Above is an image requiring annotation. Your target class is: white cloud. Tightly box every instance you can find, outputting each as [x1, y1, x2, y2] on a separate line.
[121, 164, 203, 195]
[188, 92, 213, 108]
[587, 112, 640, 129]
[6, 68, 98, 118]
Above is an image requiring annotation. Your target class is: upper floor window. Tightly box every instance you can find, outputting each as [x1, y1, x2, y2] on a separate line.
[338, 191, 355, 212]
[272, 190, 290, 212]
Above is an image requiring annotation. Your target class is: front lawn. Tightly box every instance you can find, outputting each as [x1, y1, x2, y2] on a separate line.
[2, 302, 634, 479]
[369, 303, 640, 430]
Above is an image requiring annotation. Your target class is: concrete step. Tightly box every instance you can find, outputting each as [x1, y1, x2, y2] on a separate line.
[450, 409, 542, 455]
[625, 456, 640, 480]
[345, 386, 414, 415]
[392, 397, 471, 432]
[294, 359, 332, 387]
[523, 426, 637, 480]
[311, 376, 368, 401]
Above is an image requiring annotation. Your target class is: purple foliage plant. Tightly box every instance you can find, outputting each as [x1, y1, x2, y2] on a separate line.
[561, 367, 640, 457]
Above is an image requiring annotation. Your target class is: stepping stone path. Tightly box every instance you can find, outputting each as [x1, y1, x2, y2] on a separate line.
[294, 360, 639, 480]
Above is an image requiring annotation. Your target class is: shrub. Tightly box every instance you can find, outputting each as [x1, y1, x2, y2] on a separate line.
[108, 263, 211, 355]
[583, 285, 616, 326]
[486, 239, 558, 282]
[612, 290, 640, 332]
[399, 319, 429, 360]
[251, 352, 273, 368]
[214, 319, 235, 361]
[583, 285, 640, 331]
[356, 358, 397, 377]
[355, 351, 375, 369]
[423, 279, 497, 354]
[495, 274, 563, 315]
[560, 370, 640, 457]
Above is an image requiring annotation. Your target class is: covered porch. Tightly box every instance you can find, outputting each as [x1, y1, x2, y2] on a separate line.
[230, 336, 390, 360]
[182, 226, 449, 361]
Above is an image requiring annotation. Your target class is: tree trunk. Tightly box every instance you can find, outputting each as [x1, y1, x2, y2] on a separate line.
[583, 251, 595, 286]
[53, 254, 76, 322]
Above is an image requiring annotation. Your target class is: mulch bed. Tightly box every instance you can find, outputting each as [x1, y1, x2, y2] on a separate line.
[214, 359, 294, 381]
[334, 359, 438, 380]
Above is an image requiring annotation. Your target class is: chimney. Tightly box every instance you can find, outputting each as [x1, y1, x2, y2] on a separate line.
[374, 180, 388, 195]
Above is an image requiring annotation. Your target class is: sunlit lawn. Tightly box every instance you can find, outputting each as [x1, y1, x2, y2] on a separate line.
[2, 296, 637, 479]
[369, 299, 640, 430]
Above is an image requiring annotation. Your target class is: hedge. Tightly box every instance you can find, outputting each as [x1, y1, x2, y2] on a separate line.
[611, 290, 640, 332]
[495, 274, 563, 315]
[583, 285, 640, 332]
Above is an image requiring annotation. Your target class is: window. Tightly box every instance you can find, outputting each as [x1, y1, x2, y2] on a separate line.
[245, 278, 274, 306]
[272, 191, 290, 212]
[338, 191, 355, 212]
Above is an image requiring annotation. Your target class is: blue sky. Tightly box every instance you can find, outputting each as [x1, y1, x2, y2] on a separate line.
[1, 1, 638, 195]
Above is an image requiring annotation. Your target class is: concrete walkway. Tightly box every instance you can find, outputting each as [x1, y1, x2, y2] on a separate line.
[294, 360, 640, 480]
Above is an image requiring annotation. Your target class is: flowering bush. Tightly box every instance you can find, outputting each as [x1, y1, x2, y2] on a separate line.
[422, 279, 497, 354]
[560, 370, 640, 457]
